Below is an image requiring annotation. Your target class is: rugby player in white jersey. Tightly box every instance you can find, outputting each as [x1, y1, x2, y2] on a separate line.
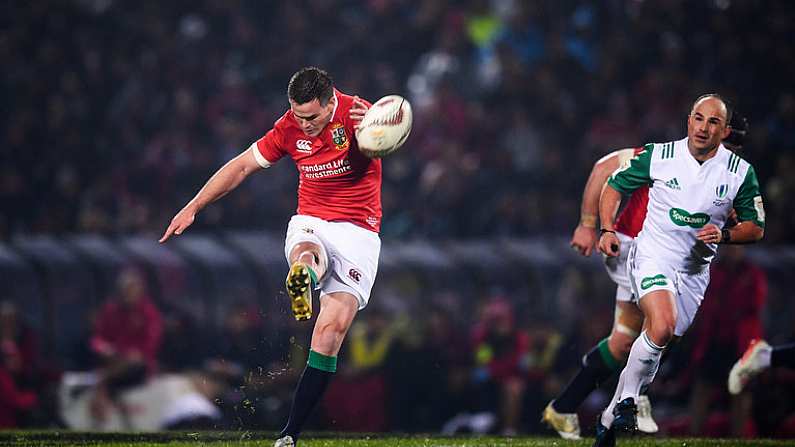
[544, 114, 749, 440]
[592, 94, 765, 447]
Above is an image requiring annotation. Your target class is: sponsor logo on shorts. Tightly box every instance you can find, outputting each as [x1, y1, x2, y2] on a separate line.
[301, 227, 314, 234]
[641, 274, 667, 290]
[669, 208, 710, 228]
[348, 268, 361, 283]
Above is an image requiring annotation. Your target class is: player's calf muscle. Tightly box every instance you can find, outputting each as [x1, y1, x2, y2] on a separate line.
[311, 320, 349, 355]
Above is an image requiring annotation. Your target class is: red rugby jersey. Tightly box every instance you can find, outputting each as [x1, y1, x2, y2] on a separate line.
[252, 90, 382, 232]
[614, 147, 649, 238]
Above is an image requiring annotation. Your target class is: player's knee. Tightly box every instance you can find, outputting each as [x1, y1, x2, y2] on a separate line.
[290, 242, 320, 262]
[646, 320, 674, 346]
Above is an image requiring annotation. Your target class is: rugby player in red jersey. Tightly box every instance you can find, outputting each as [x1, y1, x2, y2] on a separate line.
[543, 114, 748, 440]
[160, 67, 377, 447]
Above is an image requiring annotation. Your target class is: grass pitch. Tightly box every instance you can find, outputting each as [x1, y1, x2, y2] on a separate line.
[0, 432, 792, 447]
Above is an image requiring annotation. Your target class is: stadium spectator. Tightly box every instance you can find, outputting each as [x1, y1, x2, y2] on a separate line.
[89, 267, 163, 421]
[0, 301, 40, 427]
[470, 297, 529, 435]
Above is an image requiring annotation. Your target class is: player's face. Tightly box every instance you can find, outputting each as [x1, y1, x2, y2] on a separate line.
[291, 96, 336, 137]
[687, 97, 731, 152]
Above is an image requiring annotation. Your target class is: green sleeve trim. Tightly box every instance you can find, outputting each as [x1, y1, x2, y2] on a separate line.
[308, 350, 337, 373]
[607, 143, 653, 194]
[734, 165, 765, 228]
[597, 338, 622, 371]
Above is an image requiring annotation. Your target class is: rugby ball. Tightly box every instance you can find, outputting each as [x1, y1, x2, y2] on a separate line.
[356, 95, 412, 158]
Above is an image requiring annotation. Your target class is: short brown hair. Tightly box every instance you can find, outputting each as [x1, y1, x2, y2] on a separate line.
[287, 67, 334, 106]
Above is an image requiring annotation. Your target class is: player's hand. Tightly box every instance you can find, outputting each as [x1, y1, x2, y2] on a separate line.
[570, 224, 598, 256]
[159, 206, 196, 243]
[349, 96, 369, 128]
[696, 223, 722, 244]
[598, 231, 620, 257]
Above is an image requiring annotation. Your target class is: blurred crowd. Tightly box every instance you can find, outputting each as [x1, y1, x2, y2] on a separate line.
[3, 0, 795, 438]
[3, 0, 795, 241]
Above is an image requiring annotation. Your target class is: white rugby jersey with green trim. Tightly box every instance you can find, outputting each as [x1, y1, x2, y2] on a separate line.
[607, 137, 765, 271]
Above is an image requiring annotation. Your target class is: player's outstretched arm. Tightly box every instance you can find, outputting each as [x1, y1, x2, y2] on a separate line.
[598, 184, 622, 257]
[159, 148, 262, 243]
[571, 149, 635, 256]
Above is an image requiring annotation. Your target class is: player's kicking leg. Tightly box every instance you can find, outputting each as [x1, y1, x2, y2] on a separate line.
[544, 300, 651, 439]
[285, 242, 328, 321]
[275, 291, 359, 446]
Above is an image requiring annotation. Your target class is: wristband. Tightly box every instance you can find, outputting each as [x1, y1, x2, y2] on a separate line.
[721, 228, 731, 244]
[600, 229, 616, 236]
[580, 214, 597, 229]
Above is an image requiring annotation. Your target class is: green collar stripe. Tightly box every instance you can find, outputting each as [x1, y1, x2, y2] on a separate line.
[308, 350, 337, 373]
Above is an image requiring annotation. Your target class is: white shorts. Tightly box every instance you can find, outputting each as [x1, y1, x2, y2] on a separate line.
[627, 244, 710, 336]
[603, 232, 635, 302]
[284, 215, 380, 310]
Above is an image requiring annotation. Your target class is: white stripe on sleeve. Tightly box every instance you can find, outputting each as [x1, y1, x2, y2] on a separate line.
[249, 142, 272, 168]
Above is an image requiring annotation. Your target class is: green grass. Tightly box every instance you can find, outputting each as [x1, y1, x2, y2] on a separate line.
[0, 432, 793, 447]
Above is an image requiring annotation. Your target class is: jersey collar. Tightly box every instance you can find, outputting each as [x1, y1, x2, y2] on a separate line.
[330, 89, 340, 122]
[682, 137, 725, 166]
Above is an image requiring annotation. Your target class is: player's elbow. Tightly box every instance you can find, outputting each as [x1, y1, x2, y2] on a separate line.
[753, 227, 764, 242]
[593, 158, 617, 179]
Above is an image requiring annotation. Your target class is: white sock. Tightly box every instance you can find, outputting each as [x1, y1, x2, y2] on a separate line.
[619, 331, 664, 401]
[600, 368, 626, 428]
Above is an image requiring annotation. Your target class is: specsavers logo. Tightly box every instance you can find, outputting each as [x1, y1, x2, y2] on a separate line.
[641, 274, 668, 290]
[669, 208, 710, 228]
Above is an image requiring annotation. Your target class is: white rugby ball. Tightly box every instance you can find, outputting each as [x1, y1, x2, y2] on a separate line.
[356, 95, 412, 158]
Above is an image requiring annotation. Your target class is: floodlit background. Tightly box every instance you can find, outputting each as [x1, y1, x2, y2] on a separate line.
[1, 0, 794, 438]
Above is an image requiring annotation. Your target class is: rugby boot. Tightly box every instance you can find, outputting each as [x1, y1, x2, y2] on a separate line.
[636, 395, 659, 433]
[286, 262, 313, 321]
[611, 397, 638, 433]
[728, 339, 771, 394]
[541, 401, 582, 440]
[592, 417, 615, 447]
[273, 435, 295, 447]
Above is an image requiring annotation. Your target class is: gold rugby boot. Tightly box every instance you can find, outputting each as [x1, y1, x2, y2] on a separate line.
[286, 262, 313, 321]
[541, 401, 581, 440]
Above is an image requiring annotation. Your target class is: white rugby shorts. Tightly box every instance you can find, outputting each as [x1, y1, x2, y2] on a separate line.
[603, 231, 635, 302]
[626, 243, 710, 336]
[284, 215, 380, 310]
